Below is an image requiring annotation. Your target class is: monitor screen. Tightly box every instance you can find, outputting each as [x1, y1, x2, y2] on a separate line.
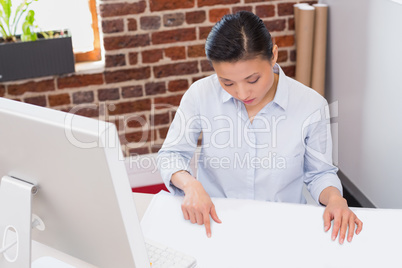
[0, 97, 150, 267]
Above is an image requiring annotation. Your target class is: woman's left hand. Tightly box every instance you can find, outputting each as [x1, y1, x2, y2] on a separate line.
[320, 186, 363, 244]
[323, 195, 363, 244]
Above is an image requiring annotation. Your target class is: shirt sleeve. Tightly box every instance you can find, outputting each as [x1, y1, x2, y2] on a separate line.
[157, 86, 201, 195]
[303, 99, 343, 205]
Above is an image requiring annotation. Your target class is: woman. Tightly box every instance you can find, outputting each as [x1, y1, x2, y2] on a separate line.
[157, 11, 362, 244]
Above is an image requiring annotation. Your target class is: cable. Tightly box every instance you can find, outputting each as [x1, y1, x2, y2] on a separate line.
[0, 240, 17, 255]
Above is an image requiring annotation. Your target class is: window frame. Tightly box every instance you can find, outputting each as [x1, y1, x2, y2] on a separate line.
[74, 0, 101, 63]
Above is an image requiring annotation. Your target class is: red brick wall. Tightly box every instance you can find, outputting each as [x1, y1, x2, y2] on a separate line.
[0, 0, 316, 157]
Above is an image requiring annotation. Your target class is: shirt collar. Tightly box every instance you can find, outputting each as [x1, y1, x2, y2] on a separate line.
[219, 63, 289, 111]
[272, 63, 289, 111]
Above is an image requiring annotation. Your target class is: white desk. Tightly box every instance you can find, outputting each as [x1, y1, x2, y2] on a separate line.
[141, 192, 402, 268]
[32, 192, 402, 268]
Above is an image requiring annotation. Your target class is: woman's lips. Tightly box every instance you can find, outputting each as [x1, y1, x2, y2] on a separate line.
[243, 98, 255, 105]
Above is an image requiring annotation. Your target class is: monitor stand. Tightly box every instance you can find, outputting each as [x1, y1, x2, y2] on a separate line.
[0, 176, 41, 268]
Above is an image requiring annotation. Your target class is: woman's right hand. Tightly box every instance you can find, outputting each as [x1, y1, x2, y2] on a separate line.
[181, 179, 222, 237]
[171, 170, 222, 238]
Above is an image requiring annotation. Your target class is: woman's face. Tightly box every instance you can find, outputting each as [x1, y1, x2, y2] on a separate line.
[212, 48, 278, 108]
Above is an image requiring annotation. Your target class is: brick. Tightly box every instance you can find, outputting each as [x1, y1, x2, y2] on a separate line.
[129, 52, 138, 65]
[105, 67, 151, 83]
[164, 13, 185, 27]
[126, 114, 147, 128]
[98, 88, 120, 101]
[288, 18, 295, 31]
[102, 19, 124, 34]
[277, 50, 288, 63]
[122, 86, 143, 98]
[188, 44, 205, 58]
[198, 0, 239, 7]
[150, 112, 170, 126]
[140, 16, 161, 31]
[145, 82, 166, 96]
[154, 94, 183, 108]
[65, 105, 99, 118]
[151, 144, 162, 153]
[100, 1, 146, 17]
[153, 62, 198, 78]
[0, 85, 5, 97]
[185, 11, 206, 24]
[264, 19, 286, 32]
[232, 6, 253, 13]
[109, 99, 151, 116]
[57, 74, 104, 89]
[165, 46, 186, 60]
[273, 35, 294, 47]
[301, 1, 318, 5]
[209, 8, 230, 23]
[121, 129, 156, 143]
[290, 50, 296, 62]
[192, 76, 207, 83]
[150, 0, 194, 12]
[110, 116, 124, 131]
[49, 93, 70, 107]
[201, 60, 214, 72]
[199, 26, 213, 40]
[104, 34, 150, 50]
[8, 79, 55, 96]
[278, 3, 295, 16]
[142, 49, 163, 64]
[282, 65, 296, 77]
[152, 28, 196, 45]
[168, 79, 189, 92]
[158, 127, 169, 139]
[73, 91, 94, 104]
[245, 0, 269, 3]
[105, 54, 126, 68]
[24, 95, 47, 107]
[129, 147, 150, 156]
[128, 19, 137, 31]
[256, 5, 275, 18]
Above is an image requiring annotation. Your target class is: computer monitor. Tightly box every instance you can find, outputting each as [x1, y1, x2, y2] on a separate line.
[0, 97, 150, 268]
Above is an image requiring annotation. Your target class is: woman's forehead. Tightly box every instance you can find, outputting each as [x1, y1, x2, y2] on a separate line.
[213, 58, 271, 81]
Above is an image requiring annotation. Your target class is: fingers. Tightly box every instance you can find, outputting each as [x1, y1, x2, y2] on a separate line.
[204, 214, 211, 238]
[347, 216, 355, 242]
[181, 200, 221, 238]
[355, 217, 363, 235]
[331, 216, 341, 242]
[210, 205, 222, 224]
[324, 209, 363, 244]
[323, 210, 331, 232]
[338, 213, 349, 244]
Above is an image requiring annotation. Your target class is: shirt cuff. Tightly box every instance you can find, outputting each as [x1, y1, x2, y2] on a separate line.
[308, 173, 343, 206]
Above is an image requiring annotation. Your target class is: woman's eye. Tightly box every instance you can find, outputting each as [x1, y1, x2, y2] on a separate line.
[248, 78, 260, 84]
[224, 83, 233, 87]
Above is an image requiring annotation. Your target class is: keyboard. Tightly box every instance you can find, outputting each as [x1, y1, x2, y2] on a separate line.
[145, 239, 197, 268]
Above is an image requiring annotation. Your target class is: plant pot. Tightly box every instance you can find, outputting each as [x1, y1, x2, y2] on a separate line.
[0, 36, 75, 82]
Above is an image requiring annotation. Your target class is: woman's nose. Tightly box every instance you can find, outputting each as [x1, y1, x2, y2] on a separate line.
[237, 86, 250, 100]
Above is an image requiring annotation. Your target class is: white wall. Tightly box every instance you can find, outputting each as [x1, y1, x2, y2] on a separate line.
[321, 0, 402, 208]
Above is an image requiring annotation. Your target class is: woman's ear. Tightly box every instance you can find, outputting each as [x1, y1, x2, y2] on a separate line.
[271, 45, 279, 66]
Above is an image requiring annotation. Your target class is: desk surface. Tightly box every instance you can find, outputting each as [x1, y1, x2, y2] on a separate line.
[32, 192, 402, 268]
[142, 192, 402, 268]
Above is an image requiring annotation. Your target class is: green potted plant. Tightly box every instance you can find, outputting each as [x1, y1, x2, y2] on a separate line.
[0, 0, 75, 82]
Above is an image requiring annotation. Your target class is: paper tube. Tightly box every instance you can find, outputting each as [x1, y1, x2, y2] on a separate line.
[293, 3, 309, 41]
[311, 4, 328, 96]
[295, 5, 315, 87]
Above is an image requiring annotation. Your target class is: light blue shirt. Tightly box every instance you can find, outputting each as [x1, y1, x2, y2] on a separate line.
[157, 64, 342, 204]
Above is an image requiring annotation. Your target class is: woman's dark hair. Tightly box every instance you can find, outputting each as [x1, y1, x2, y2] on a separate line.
[205, 11, 274, 63]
